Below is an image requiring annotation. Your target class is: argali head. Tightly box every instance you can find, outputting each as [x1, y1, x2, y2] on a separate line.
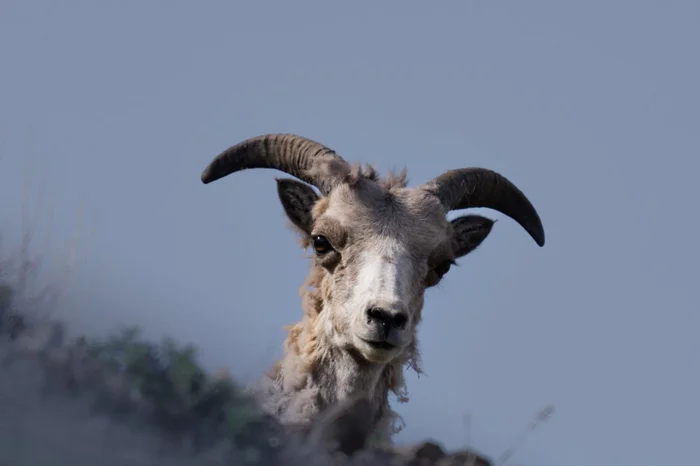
[201, 134, 545, 364]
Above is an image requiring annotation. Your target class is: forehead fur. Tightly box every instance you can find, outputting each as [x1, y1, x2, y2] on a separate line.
[308, 161, 410, 192]
[316, 175, 450, 249]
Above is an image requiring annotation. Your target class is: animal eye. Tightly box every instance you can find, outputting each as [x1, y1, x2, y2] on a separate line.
[312, 235, 334, 255]
[433, 260, 454, 277]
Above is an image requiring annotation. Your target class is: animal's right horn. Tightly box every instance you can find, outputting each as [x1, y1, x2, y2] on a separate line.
[200, 134, 350, 194]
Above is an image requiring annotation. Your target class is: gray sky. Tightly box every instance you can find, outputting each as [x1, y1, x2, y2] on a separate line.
[1, 1, 698, 464]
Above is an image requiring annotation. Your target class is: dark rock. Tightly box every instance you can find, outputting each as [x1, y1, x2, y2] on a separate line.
[436, 450, 492, 466]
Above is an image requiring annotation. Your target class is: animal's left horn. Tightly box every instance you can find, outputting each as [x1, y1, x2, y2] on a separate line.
[419, 168, 545, 247]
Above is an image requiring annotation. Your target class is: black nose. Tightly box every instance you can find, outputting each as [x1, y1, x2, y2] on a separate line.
[366, 307, 408, 331]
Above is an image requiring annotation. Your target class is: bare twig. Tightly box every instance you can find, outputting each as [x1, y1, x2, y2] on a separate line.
[1, 149, 95, 324]
[495, 404, 555, 466]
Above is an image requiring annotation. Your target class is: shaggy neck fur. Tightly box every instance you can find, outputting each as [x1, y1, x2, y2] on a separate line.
[256, 254, 423, 443]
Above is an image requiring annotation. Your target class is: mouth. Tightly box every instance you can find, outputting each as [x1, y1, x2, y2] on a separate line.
[358, 337, 396, 351]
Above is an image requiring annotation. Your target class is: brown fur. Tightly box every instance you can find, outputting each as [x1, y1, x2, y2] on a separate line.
[248, 161, 499, 443]
[202, 134, 543, 448]
[286, 166, 421, 387]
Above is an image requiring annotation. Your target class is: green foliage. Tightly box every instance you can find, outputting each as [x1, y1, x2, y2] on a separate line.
[85, 326, 271, 449]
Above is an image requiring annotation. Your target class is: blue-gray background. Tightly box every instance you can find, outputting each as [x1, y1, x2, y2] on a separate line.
[1, 1, 697, 465]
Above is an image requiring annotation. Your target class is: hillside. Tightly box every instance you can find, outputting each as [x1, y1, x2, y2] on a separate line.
[0, 303, 493, 466]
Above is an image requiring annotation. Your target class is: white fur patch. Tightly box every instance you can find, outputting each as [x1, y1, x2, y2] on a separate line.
[352, 238, 411, 313]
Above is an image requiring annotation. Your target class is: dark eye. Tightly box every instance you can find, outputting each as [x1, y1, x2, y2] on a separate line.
[312, 235, 334, 255]
[433, 260, 454, 277]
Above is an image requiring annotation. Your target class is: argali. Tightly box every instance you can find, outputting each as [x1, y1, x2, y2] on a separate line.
[200, 134, 545, 445]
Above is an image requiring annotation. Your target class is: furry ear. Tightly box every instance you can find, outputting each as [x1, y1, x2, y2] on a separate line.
[276, 178, 320, 235]
[451, 215, 495, 258]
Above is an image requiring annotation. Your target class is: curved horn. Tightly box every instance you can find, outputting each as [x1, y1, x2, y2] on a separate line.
[420, 168, 545, 247]
[200, 134, 350, 194]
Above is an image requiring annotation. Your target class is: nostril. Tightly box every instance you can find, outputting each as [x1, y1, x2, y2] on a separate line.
[367, 307, 388, 325]
[392, 312, 408, 329]
[366, 307, 408, 329]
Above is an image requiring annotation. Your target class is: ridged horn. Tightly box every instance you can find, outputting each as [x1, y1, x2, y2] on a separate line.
[420, 168, 545, 247]
[200, 134, 350, 194]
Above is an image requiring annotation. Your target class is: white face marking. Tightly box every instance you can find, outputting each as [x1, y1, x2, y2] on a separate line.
[351, 237, 412, 316]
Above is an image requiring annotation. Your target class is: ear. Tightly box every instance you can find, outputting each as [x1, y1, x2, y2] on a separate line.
[276, 178, 320, 235]
[451, 215, 495, 258]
